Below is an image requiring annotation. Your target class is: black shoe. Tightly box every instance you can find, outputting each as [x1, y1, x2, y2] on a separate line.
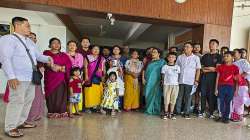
[222, 118, 230, 124]
[215, 117, 222, 122]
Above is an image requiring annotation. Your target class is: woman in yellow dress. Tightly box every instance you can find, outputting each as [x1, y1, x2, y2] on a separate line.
[84, 46, 106, 113]
[124, 50, 143, 111]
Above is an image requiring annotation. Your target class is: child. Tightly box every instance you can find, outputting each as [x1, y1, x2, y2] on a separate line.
[69, 67, 83, 117]
[215, 51, 239, 124]
[161, 52, 180, 120]
[100, 72, 119, 117]
[107, 59, 125, 112]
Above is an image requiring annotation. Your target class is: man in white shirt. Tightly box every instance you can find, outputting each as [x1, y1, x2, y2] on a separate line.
[0, 17, 53, 138]
[175, 42, 201, 119]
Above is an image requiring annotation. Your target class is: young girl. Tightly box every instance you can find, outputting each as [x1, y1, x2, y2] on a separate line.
[69, 67, 83, 117]
[100, 72, 119, 116]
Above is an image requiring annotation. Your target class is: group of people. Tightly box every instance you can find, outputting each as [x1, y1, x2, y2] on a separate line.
[1, 16, 250, 138]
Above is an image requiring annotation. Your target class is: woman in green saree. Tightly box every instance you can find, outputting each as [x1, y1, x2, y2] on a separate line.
[144, 48, 166, 115]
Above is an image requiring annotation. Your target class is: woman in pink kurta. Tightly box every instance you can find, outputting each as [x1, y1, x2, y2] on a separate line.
[66, 40, 84, 69]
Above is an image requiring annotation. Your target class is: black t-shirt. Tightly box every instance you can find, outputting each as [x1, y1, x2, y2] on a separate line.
[201, 53, 222, 78]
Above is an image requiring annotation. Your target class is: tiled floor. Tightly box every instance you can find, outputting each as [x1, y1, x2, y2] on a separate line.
[0, 101, 250, 140]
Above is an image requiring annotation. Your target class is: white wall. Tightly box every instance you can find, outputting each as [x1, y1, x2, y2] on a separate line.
[230, 3, 250, 50]
[0, 7, 76, 93]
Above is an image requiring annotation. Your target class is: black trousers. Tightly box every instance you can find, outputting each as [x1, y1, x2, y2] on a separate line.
[200, 75, 217, 115]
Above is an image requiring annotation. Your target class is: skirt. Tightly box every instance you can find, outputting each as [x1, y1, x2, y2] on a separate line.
[124, 74, 140, 110]
[84, 83, 103, 108]
[45, 83, 68, 114]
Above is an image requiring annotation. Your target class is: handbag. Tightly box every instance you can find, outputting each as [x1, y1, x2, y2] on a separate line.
[84, 56, 102, 87]
[13, 34, 43, 85]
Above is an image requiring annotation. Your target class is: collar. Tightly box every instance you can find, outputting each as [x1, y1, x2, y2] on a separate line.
[14, 32, 27, 41]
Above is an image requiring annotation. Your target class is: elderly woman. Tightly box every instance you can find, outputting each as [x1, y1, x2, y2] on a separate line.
[144, 48, 166, 115]
[124, 50, 143, 111]
[84, 45, 106, 113]
[43, 38, 72, 118]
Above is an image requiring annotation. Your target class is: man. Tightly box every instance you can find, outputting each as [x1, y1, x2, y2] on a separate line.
[77, 36, 91, 58]
[199, 39, 222, 118]
[193, 43, 202, 58]
[0, 17, 52, 138]
[176, 42, 201, 119]
[102, 47, 111, 60]
[193, 43, 202, 114]
[121, 45, 129, 65]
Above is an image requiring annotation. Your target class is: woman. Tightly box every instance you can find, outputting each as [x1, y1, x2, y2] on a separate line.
[43, 38, 72, 118]
[84, 45, 106, 113]
[66, 40, 84, 113]
[108, 45, 125, 109]
[144, 48, 166, 115]
[231, 49, 250, 121]
[124, 50, 143, 111]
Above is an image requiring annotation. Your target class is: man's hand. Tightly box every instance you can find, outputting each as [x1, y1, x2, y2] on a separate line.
[8, 79, 20, 90]
[194, 81, 199, 86]
[214, 89, 218, 96]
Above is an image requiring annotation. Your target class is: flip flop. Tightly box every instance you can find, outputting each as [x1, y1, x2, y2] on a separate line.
[5, 129, 23, 138]
[17, 122, 37, 129]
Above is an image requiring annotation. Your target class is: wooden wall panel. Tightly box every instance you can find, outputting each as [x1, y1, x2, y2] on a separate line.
[203, 24, 231, 53]
[7, 0, 233, 26]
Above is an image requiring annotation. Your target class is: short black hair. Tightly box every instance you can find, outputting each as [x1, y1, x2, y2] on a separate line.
[224, 51, 234, 56]
[49, 37, 61, 48]
[184, 42, 193, 47]
[67, 40, 77, 46]
[233, 48, 241, 54]
[112, 45, 122, 54]
[209, 39, 219, 45]
[108, 72, 117, 80]
[81, 36, 91, 43]
[221, 46, 229, 51]
[167, 52, 177, 57]
[193, 43, 201, 46]
[70, 67, 81, 76]
[12, 17, 28, 26]
[169, 46, 178, 51]
[241, 48, 247, 53]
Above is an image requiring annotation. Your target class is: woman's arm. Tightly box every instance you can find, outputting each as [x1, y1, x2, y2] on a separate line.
[84, 59, 89, 81]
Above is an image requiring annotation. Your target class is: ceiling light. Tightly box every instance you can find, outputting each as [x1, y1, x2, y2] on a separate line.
[175, 0, 187, 4]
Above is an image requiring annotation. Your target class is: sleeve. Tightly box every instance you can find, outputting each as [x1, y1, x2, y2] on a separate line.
[200, 54, 205, 66]
[216, 65, 221, 73]
[176, 56, 181, 67]
[0, 36, 16, 80]
[69, 79, 74, 87]
[241, 60, 250, 74]
[177, 65, 181, 73]
[161, 65, 166, 74]
[196, 56, 201, 69]
[124, 60, 129, 71]
[34, 45, 49, 63]
[234, 66, 240, 76]
[78, 53, 84, 69]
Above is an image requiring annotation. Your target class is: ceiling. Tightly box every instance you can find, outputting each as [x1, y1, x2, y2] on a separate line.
[71, 15, 188, 43]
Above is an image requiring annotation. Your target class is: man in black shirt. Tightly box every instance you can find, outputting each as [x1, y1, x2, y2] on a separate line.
[199, 39, 222, 118]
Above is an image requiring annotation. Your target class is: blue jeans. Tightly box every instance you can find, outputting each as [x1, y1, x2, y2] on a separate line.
[218, 85, 234, 120]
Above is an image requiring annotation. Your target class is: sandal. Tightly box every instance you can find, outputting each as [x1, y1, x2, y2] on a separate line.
[111, 111, 116, 117]
[5, 129, 23, 138]
[17, 122, 37, 129]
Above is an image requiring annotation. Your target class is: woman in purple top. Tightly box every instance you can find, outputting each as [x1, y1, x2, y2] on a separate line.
[66, 40, 84, 69]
